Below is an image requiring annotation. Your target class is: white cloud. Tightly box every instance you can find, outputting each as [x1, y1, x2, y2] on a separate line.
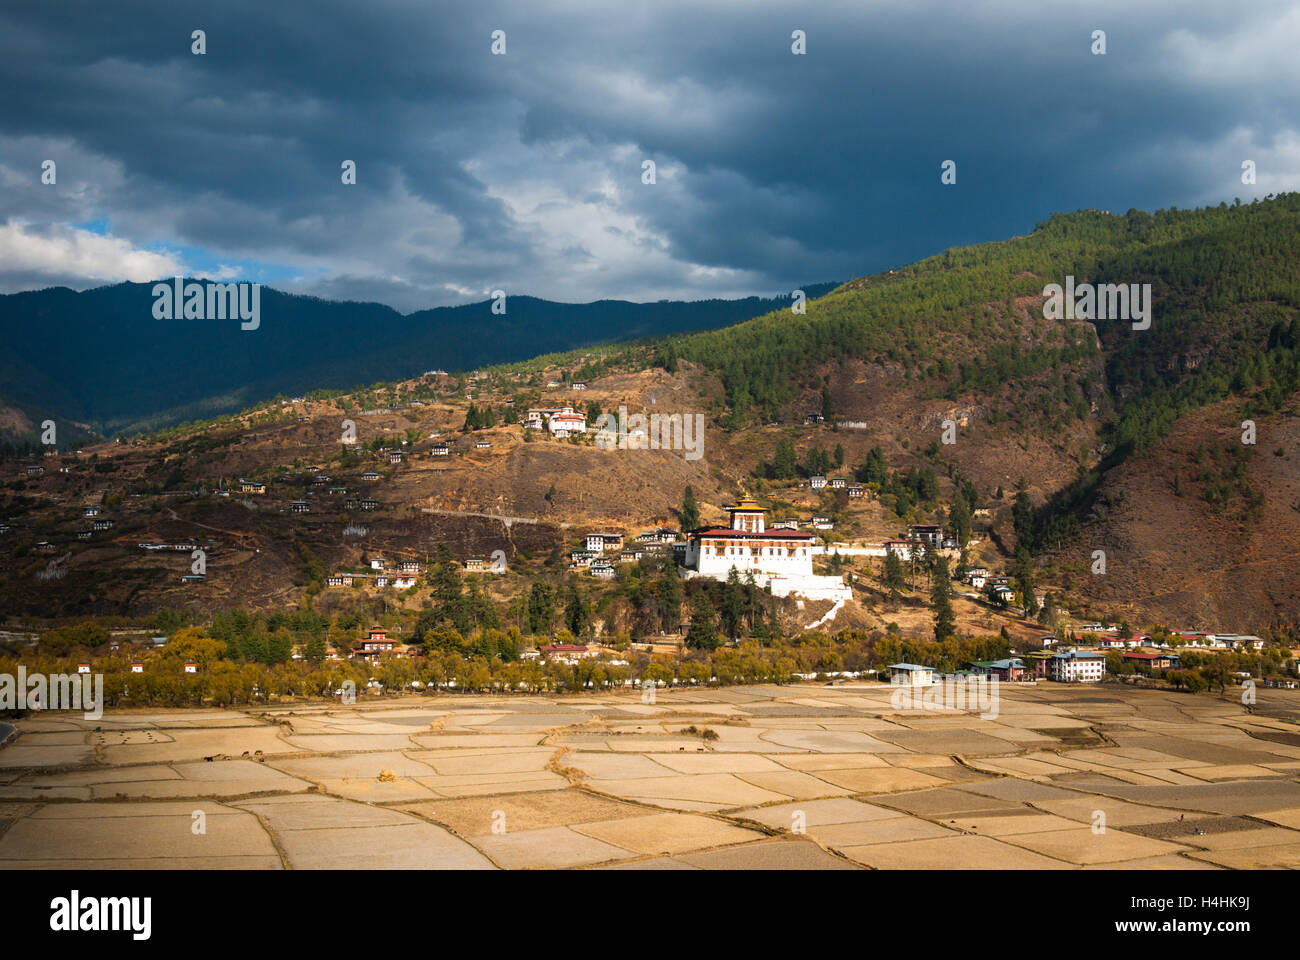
[0, 221, 186, 286]
[1160, 8, 1300, 89]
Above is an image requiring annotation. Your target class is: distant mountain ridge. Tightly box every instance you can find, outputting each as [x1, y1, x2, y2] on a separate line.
[0, 281, 839, 437]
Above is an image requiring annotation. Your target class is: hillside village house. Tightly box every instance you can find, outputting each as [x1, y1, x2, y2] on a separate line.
[26, 465, 44, 477]
[1216, 633, 1265, 651]
[681, 498, 851, 601]
[548, 411, 587, 437]
[475, 440, 491, 449]
[1096, 633, 1149, 649]
[847, 484, 866, 498]
[828, 477, 847, 489]
[883, 538, 914, 559]
[131, 661, 144, 673]
[387, 451, 403, 464]
[590, 562, 615, 579]
[988, 580, 1015, 604]
[1170, 631, 1227, 649]
[239, 478, 266, 494]
[92, 518, 114, 531]
[289, 500, 310, 513]
[184, 661, 198, 674]
[431, 443, 450, 456]
[359, 498, 380, 511]
[585, 533, 624, 552]
[1050, 650, 1106, 683]
[327, 571, 370, 587]
[908, 524, 943, 548]
[771, 519, 800, 531]
[353, 626, 397, 662]
[810, 516, 833, 530]
[571, 381, 588, 390]
[463, 557, 487, 572]
[525, 404, 570, 426]
[539, 643, 598, 662]
[362, 470, 382, 481]
[399, 560, 421, 574]
[1124, 651, 1180, 670]
[635, 528, 677, 545]
[82, 505, 100, 517]
[809, 475, 827, 489]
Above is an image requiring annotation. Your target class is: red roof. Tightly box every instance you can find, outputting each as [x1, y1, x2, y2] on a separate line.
[541, 644, 589, 652]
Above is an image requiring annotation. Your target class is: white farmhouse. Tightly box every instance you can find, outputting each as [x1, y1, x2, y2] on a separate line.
[888, 663, 936, 686]
[549, 411, 587, 437]
[1049, 650, 1106, 683]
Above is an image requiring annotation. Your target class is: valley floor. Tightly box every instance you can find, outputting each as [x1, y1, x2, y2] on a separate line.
[3, 683, 1300, 868]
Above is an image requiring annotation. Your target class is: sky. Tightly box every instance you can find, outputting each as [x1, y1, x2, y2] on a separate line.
[0, 0, 1297, 312]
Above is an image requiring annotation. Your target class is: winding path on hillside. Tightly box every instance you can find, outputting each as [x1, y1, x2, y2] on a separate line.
[419, 506, 574, 529]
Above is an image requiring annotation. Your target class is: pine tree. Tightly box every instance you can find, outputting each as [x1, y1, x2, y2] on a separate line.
[680, 486, 700, 531]
[949, 497, 972, 546]
[1013, 548, 1039, 617]
[883, 549, 906, 593]
[686, 590, 719, 650]
[861, 446, 888, 485]
[1013, 490, 1034, 548]
[772, 439, 797, 479]
[565, 579, 591, 637]
[526, 581, 555, 634]
[931, 556, 956, 641]
[721, 568, 746, 639]
[657, 570, 682, 633]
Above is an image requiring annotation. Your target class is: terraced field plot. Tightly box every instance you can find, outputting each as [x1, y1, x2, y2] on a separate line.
[3, 683, 1300, 869]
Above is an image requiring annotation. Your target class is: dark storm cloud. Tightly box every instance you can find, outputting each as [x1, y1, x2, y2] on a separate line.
[0, 0, 1295, 311]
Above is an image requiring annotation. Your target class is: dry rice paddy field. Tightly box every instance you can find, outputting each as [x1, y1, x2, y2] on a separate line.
[5, 682, 1300, 869]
